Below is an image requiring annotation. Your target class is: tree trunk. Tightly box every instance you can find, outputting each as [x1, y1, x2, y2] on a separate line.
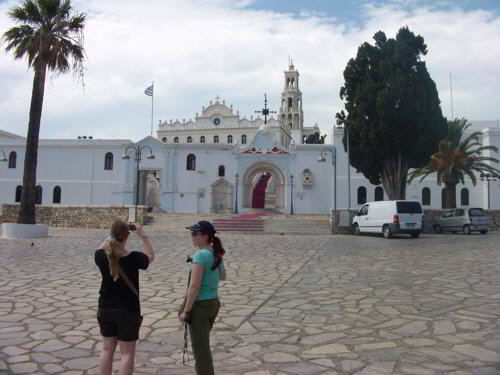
[381, 153, 408, 200]
[17, 60, 47, 224]
[444, 182, 457, 209]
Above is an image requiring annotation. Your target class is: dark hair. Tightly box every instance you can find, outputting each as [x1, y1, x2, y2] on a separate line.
[205, 232, 225, 270]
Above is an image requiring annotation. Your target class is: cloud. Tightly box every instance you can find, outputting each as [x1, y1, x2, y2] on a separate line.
[0, 0, 498, 141]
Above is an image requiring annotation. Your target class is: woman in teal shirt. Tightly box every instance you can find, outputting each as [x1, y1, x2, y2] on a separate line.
[180, 221, 226, 375]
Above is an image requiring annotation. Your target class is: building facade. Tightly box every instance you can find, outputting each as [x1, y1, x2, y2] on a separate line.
[1, 66, 499, 214]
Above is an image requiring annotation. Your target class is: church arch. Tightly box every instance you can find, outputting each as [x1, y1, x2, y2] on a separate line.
[242, 162, 286, 210]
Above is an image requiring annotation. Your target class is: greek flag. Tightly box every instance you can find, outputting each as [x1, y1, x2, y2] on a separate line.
[144, 85, 153, 97]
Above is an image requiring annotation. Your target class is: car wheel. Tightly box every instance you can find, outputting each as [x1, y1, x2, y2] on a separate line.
[463, 225, 471, 235]
[352, 224, 360, 236]
[480, 230, 488, 235]
[433, 224, 442, 234]
[411, 232, 420, 238]
[383, 225, 392, 239]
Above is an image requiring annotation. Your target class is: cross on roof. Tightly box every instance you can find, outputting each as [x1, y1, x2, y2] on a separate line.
[255, 94, 276, 124]
[215, 95, 221, 103]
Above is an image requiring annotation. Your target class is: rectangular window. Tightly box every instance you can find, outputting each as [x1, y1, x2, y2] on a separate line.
[396, 201, 422, 214]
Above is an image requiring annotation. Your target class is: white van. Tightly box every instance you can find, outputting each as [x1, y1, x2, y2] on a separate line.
[352, 200, 423, 238]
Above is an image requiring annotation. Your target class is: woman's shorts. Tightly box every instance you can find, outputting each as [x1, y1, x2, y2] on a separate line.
[97, 308, 143, 341]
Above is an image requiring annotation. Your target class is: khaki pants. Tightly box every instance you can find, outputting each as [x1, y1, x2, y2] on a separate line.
[188, 298, 220, 375]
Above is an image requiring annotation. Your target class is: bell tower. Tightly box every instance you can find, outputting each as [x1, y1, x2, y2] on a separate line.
[279, 61, 303, 143]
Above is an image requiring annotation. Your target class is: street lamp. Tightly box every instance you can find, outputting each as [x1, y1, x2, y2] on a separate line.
[0, 149, 7, 162]
[234, 173, 239, 214]
[122, 145, 155, 222]
[290, 174, 294, 215]
[480, 173, 497, 209]
[318, 147, 337, 234]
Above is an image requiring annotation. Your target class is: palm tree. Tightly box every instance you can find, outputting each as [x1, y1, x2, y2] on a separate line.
[2, 0, 86, 224]
[408, 118, 500, 208]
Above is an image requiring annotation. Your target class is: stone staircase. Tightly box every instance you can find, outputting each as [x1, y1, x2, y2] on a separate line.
[145, 212, 331, 234]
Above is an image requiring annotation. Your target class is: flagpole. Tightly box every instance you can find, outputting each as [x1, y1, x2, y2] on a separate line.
[150, 81, 154, 136]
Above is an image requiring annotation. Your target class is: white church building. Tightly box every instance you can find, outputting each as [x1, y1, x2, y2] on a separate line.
[1, 64, 499, 214]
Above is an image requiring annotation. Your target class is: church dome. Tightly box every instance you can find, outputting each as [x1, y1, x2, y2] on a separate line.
[200, 101, 234, 118]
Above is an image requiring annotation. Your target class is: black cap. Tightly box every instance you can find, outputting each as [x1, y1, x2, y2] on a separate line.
[186, 220, 216, 234]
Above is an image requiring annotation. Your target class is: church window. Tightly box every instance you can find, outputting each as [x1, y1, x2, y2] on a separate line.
[374, 186, 384, 201]
[461, 188, 469, 206]
[200, 136, 205, 143]
[241, 134, 247, 144]
[53, 186, 61, 204]
[422, 187, 431, 205]
[15, 185, 22, 202]
[104, 152, 113, 170]
[174, 137, 179, 143]
[162, 137, 167, 143]
[187, 136, 193, 143]
[8, 151, 16, 168]
[186, 154, 196, 171]
[218, 165, 225, 177]
[227, 135, 232, 144]
[288, 97, 293, 109]
[357, 186, 367, 205]
[35, 185, 42, 204]
[213, 135, 219, 143]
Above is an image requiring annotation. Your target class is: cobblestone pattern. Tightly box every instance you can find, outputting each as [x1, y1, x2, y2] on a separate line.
[1, 229, 500, 374]
[0, 205, 148, 228]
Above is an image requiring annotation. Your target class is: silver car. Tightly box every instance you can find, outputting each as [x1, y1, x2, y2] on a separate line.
[433, 208, 491, 234]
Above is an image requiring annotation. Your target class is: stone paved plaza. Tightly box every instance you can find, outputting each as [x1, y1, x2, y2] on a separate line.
[1, 228, 500, 375]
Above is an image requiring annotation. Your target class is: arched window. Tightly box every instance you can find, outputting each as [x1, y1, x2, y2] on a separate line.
[374, 186, 384, 201]
[200, 136, 205, 143]
[227, 135, 233, 144]
[218, 165, 225, 177]
[357, 186, 367, 205]
[422, 187, 431, 206]
[15, 185, 22, 203]
[186, 154, 196, 171]
[53, 186, 61, 204]
[162, 137, 167, 143]
[8, 151, 16, 169]
[241, 134, 247, 144]
[187, 136, 193, 143]
[288, 97, 293, 109]
[35, 185, 42, 205]
[174, 137, 179, 143]
[213, 135, 219, 144]
[104, 152, 113, 170]
[461, 188, 469, 206]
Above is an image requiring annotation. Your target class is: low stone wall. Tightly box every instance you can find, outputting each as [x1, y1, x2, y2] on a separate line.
[331, 208, 500, 234]
[0, 204, 149, 229]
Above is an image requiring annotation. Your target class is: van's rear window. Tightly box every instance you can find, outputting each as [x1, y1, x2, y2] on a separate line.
[396, 202, 423, 213]
[469, 208, 485, 216]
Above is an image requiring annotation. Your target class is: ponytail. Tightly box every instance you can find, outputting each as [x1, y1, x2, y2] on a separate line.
[106, 239, 121, 281]
[105, 219, 130, 281]
[209, 235, 225, 270]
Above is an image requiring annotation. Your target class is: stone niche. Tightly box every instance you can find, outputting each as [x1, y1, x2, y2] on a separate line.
[301, 168, 313, 187]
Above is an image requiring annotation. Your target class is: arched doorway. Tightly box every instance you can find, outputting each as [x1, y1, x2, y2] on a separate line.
[242, 162, 286, 211]
[211, 178, 232, 213]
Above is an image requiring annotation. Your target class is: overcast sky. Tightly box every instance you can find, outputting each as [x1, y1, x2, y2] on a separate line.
[0, 0, 499, 141]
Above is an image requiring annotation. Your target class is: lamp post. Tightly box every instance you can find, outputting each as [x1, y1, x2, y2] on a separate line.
[480, 173, 497, 209]
[0, 149, 7, 162]
[318, 147, 337, 234]
[290, 174, 294, 215]
[234, 173, 239, 214]
[122, 145, 155, 222]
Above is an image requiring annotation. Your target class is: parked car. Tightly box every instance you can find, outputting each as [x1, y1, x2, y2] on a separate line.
[351, 200, 423, 239]
[433, 208, 491, 234]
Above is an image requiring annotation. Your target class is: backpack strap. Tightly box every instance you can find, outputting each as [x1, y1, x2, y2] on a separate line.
[118, 266, 139, 298]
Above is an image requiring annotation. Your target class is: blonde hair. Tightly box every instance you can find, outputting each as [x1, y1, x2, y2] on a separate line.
[106, 219, 130, 281]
